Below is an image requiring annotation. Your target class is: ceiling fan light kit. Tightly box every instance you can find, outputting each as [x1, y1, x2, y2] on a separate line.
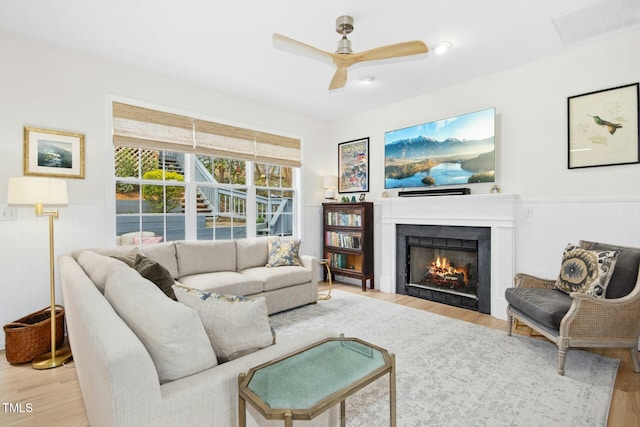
[273, 15, 428, 91]
[433, 41, 452, 55]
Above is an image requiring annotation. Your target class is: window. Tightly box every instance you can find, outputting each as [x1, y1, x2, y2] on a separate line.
[113, 102, 301, 244]
[254, 163, 295, 237]
[195, 155, 248, 240]
[115, 148, 186, 242]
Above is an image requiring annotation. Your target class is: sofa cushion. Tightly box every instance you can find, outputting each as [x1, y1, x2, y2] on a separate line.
[553, 244, 618, 298]
[139, 242, 179, 279]
[175, 240, 236, 277]
[111, 247, 143, 266]
[173, 285, 274, 363]
[235, 237, 270, 270]
[582, 241, 640, 299]
[178, 271, 263, 296]
[104, 267, 217, 383]
[76, 242, 179, 279]
[266, 239, 302, 267]
[240, 266, 312, 292]
[77, 250, 130, 293]
[133, 254, 176, 300]
[505, 287, 573, 330]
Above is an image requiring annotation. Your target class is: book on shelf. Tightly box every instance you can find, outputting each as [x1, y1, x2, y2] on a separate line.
[326, 212, 362, 227]
[328, 252, 348, 269]
[325, 231, 362, 249]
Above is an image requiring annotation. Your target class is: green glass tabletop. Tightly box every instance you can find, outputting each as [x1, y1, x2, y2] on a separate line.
[247, 339, 386, 409]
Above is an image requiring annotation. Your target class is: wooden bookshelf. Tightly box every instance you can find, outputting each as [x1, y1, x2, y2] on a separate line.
[322, 202, 374, 291]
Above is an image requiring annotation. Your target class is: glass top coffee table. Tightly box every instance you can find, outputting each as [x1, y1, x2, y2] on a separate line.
[238, 335, 396, 427]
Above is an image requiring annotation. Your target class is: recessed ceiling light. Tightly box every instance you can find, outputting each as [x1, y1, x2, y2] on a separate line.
[360, 76, 376, 84]
[433, 41, 452, 55]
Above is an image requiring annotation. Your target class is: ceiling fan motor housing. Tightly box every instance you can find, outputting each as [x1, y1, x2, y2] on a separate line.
[335, 15, 354, 54]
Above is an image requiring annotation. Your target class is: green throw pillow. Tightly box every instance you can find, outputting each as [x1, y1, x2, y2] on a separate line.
[554, 244, 618, 298]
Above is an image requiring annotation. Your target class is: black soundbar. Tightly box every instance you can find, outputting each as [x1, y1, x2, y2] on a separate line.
[398, 188, 471, 197]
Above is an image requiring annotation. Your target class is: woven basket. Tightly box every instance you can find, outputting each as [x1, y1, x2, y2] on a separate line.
[3, 306, 65, 364]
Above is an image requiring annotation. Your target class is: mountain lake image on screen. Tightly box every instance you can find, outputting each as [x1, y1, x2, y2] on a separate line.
[384, 108, 495, 189]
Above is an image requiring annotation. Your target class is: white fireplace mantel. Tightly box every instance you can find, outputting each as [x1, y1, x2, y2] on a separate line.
[377, 194, 519, 320]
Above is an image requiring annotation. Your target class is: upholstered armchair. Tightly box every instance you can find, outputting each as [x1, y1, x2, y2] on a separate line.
[506, 240, 640, 375]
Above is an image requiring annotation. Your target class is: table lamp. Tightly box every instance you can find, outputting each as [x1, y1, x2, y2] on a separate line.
[322, 175, 338, 201]
[7, 176, 72, 369]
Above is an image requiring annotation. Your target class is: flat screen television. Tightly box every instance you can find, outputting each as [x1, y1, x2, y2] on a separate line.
[384, 108, 495, 189]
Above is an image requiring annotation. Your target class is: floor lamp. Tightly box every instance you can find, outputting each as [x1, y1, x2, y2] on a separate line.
[7, 176, 72, 369]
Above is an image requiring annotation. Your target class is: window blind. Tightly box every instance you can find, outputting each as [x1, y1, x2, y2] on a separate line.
[113, 102, 301, 167]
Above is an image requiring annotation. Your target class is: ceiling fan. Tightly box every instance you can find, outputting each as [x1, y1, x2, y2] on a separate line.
[273, 15, 429, 91]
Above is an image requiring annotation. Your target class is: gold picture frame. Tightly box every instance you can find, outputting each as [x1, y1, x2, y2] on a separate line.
[24, 126, 85, 179]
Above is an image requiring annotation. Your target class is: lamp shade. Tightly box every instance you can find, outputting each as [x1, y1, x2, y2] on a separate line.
[7, 177, 68, 205]
[322, 175, 338, 189]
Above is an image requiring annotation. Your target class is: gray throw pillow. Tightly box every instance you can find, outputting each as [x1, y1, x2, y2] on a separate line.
[133, 254, 177, 300]
[173, 285, 274, 362]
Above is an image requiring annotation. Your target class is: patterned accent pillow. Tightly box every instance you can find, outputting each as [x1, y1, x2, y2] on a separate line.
[554, 244, 619, 298]
[265, 239, 302, 267]
[172, 285, 275, 362]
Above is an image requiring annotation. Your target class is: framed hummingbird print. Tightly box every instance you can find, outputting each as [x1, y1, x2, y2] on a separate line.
[568, 83, 639, 169]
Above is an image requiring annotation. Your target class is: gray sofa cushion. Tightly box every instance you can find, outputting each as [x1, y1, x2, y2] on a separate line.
[505, 287, 573, 330]
[77, 250, 130, 293]
[74, 243, 179, 279]
[582, 241, 640, 299]
[178, 271, 263, 296]
[235, 237, 269, 270]
[104, 266, 217, 383]
[175, 240, 236, 277]
[240, 266, 312, 292]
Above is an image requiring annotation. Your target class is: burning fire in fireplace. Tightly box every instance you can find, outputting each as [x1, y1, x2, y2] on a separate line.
[422, 256, 470, 288]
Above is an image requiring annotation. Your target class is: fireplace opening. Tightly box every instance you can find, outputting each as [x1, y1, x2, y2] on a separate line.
[408, 238, 478, 297]
[396, 225, 491, 313]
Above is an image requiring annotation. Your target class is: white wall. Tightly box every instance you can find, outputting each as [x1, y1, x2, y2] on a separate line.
[0, 31, 330, 348]
[1, 28, 639, 348]
[319, 29, 640, 288]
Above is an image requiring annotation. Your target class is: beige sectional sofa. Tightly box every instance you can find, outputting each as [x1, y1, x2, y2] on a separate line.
[74, 237, 319, 314]
[60, 238, 335, 426]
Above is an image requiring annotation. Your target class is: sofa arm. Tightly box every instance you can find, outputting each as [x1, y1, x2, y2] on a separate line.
[514, 273, 556, 289]
[299, 254, 318, 275]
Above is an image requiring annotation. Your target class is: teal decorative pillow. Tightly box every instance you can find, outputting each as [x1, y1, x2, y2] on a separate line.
[133, 254, 177, 300]
[173, 285, 275, 362]
[554, 244, 618, 298]
[266, 239, 302, 267]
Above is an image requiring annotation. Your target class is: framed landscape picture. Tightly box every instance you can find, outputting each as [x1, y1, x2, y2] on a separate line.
[568, 83, 639, 169]
[24, 126, 85, 179]
[338, 137, 369, 193]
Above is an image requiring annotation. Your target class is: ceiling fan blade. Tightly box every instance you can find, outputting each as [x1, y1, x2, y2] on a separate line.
[329, 67, 348, 90]
[272, 33, 335, 65]
[354, 40, 428, 63]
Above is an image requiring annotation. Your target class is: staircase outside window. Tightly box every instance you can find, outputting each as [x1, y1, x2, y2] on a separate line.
[114, 147, 297, 244]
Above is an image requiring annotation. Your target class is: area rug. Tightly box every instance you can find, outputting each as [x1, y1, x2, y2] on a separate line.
[269, 290, 619, 427]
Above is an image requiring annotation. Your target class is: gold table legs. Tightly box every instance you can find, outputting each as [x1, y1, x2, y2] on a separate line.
[317, 259, 333, 300]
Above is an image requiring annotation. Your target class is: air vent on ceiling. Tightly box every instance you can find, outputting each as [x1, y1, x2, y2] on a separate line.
[553, 0, 640, 44]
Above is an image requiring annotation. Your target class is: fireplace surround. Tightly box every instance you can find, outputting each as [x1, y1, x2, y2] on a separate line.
[378, 194, 517, 319]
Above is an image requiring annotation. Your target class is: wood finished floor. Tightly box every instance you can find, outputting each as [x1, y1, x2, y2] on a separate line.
[1, 282, 638, 426]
